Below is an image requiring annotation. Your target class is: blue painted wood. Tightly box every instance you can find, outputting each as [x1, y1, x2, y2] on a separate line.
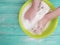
[0, 0, 60, 45]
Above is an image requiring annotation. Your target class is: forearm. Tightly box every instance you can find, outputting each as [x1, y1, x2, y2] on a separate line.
[45, 7, 60, 20]
[32, 0, 42, 9]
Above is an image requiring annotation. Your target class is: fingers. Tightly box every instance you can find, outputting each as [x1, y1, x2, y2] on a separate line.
[31, 17, 48, 34]
[32, 22, 43, 34]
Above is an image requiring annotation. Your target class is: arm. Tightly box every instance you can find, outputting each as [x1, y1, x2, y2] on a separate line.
[45, 7, 60, 21]
[32, 0, 42, 10]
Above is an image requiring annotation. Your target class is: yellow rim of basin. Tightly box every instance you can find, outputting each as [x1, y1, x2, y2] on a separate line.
[18, 0, 58, 38]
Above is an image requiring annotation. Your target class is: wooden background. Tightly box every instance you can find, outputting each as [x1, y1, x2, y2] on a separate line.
[0, 0, 60, 45]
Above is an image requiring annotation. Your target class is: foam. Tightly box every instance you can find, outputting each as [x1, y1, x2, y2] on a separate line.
[21, 1, 51, 34]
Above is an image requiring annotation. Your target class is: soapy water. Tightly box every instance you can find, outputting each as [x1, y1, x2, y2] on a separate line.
[21, 1, 51, 34]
